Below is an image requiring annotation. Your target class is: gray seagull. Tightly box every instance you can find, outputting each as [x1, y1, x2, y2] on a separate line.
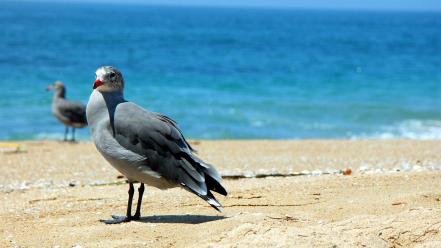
[86, 66, 227, 223]
[47, 81, 87, 141]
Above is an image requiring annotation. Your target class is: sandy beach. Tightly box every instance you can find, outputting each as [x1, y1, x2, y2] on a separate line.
[1, 140, 441, 247]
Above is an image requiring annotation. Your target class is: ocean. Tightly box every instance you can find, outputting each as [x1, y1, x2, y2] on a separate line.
[1, 2, 440, 140]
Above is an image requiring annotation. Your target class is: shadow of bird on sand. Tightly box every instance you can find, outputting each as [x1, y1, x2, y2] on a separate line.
[101, 214, 227, 225]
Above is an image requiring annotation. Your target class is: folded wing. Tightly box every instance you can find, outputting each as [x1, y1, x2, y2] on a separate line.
[57, 100, 87, 125]
[113, 102, 227, 211]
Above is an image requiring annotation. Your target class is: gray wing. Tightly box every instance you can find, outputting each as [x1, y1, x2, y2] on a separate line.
[57, 100, 87, 125]
[151, 112, 197, 153]
[113, 102, 227, 211]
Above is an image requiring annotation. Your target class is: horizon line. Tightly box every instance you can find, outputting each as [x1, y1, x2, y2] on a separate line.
[7, 0, 441, 13]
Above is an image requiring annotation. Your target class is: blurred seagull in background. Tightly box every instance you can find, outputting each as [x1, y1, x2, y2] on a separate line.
[47, 81, 87, 141]
[86, 66, 227, 223]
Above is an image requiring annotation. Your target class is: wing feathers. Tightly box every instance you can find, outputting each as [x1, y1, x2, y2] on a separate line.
[57, 100, 87, 124]
[205, 173, 228, 196]
[114, 102, 226, 210]
[178, 168, 208, 196]
[181, 158, 205, 182]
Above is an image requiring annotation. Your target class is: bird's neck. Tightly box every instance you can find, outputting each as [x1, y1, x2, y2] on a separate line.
[53, 89, 65, 100]
[86, 90, 125, 134]
[101, 92, 126, 137]
[101, 91, 125, 108]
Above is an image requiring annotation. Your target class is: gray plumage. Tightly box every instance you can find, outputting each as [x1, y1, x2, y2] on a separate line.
[86, 66, 226, 220]
[47, 81, 87, 141]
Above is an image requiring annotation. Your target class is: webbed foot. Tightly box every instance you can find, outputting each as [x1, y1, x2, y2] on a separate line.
[100, 215, 133, 224]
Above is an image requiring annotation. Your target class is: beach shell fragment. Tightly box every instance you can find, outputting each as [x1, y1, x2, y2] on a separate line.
[343, 168, 352, 176]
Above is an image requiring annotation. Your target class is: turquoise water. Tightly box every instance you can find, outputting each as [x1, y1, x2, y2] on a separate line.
[1, 2, 441, 140]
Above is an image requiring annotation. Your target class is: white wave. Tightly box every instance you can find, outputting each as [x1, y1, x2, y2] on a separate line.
[33, 132, 90, 141]
[353, 120, 441, 140]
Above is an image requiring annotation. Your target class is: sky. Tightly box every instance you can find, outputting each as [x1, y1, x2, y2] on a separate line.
[12, 0, 441, 11]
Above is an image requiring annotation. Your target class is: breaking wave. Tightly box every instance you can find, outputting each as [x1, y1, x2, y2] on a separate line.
[353, 120, 441, 140]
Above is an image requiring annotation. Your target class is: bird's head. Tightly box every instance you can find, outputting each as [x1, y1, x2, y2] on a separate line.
[46, 81, 66, 97]
[93, 66, 124, 92]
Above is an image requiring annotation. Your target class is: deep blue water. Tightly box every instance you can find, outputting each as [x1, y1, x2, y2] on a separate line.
[1, 2, 441, 140]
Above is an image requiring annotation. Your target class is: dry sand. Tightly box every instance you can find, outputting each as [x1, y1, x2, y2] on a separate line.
[1, 140, 441, 247]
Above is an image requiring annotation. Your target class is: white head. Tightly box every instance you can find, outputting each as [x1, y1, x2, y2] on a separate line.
[93, 66, 124, 92]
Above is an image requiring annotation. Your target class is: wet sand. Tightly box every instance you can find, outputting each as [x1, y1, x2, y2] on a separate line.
[1, 140, 441, 247]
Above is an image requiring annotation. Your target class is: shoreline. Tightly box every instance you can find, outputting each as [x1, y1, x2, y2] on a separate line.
[1, 140, 441, 247]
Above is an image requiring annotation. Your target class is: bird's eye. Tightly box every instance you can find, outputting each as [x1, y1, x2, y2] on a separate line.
[109, 72, 116, 78]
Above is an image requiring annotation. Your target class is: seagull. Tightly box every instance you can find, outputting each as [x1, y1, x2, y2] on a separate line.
[47, 81, 87, 141]
[86, 66, 227, 223]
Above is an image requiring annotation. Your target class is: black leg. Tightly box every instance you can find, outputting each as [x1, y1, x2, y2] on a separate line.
[106, 182, 135, 224]
[133, 183, 145, 220]
[126, 183, 135, 220]
[64, 126, 68, 141]
[71, 128, 76, 142]
[101, 183, 135, 224]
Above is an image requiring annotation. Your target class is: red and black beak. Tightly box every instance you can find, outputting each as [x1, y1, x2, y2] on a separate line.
[93, 79, 103, 89]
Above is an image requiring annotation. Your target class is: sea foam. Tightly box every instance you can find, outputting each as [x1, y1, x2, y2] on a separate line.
[353, 120, 441, 140]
